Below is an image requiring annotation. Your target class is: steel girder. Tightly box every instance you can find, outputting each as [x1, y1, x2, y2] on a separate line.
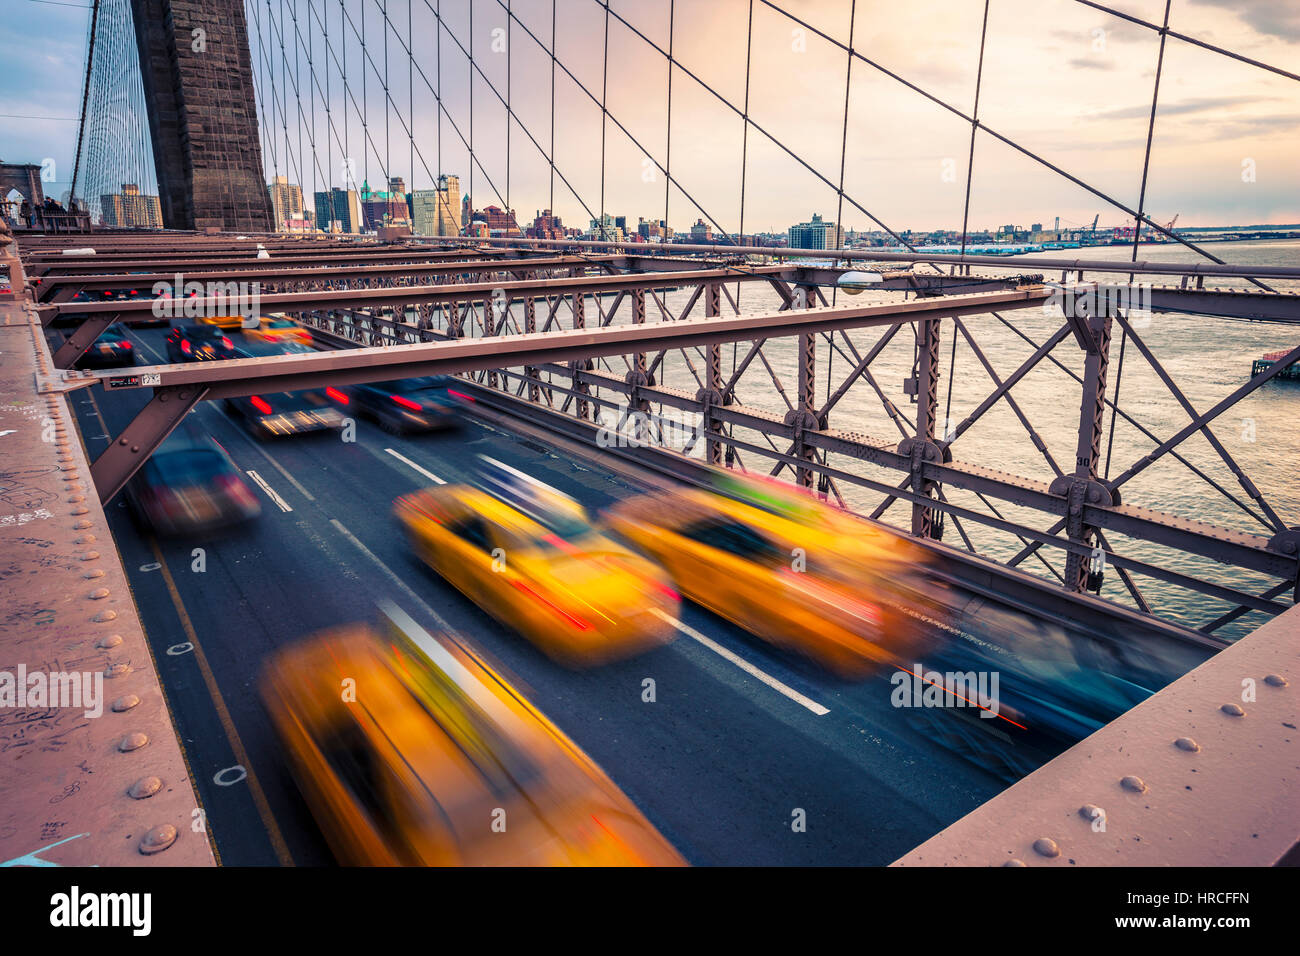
[75, 287, 1045, 502]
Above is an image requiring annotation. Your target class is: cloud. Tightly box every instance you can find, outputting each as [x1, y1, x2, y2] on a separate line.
[1067, 57, 1115, 70]
[1089, 95, 1277, 121]
[1187, 0, 1300, 40]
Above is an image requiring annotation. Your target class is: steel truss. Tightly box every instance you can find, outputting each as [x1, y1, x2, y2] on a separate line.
[38, 240, 1298, 638]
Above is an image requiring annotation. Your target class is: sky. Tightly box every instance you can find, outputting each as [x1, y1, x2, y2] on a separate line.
[1, 0, 1297, 234]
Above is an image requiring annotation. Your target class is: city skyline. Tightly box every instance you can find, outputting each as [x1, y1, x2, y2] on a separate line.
[3, 1, 1298, 236]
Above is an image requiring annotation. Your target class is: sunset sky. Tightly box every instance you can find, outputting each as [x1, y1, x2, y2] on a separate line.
[3, 0, 1297, 233]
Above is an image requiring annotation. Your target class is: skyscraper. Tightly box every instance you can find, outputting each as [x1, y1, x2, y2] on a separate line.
[269, 175, 305, 232]
[788, 213, 843, 250]
[435, 175, 461, 236]
[314, 187, 360, 233]
[100, 184, 163, 228]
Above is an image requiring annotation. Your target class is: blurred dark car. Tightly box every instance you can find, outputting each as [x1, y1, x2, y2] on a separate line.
[123, 426, 261, 536]
[334, 375, 458, 434]
[898, 607, 1213, 782]
[225, 390, 345, 438]
[74, 322, 135, 369]
[224, 338, 344, 438]
[166, 324, 238, 362]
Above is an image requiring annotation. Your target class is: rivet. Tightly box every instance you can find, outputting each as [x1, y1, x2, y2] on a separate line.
[138, 824, 177, 855]
[96, 633, 123, 649]
[88, 587, 110, 600]
[1033, 838, 1060, 858]
[128, 776, 163, 799]
[69, 506, 88, 515]
[1003, 859, 1027, 867]
[1265, 674, 1288, 687]
[1221, 703, 1245, 717]
[1079, 804, 1103, 822]
[79, 551, 100, 561]
[84, 569, 105, 579]
[73, 519, 92, 529]
[92, 609, 117, 622]
[1121, 775, 1146, 792]
[119, 731, 149, 752]
[104, 662, 131, 679]
[112, 694, 141, 713]
[76, 535, 95, 544]
[66, 495, 84, 503]
[1175, 737, 1200, 752]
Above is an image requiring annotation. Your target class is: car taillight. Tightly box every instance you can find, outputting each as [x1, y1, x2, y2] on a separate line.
[221, 336, 233, 349]
[510, 579, 591, 630]
[250, 396, 273, 414]
[216, 473, 257, 507]
[390, 394, 422, 411]
[447, 388, 474, 403]
[326, 387, 348, 404]
[149, 485, 179, 516]
[181, 339, 192, 354]
[117, 340, 132, 349]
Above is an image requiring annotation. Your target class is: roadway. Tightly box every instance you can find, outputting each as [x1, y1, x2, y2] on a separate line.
[64, 323, 1018, 866]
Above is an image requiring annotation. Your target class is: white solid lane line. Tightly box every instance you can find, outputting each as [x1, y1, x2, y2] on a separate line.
[245, 470, 293, 512]
[125, 329, 167, 364]
[384, 447, 446, 484]
[329, 519, 454, 631]
[650, 609, 830, 716]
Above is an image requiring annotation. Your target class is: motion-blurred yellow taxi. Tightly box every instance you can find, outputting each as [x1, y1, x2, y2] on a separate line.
[260, 605, 685, 866]
[603, 468, 946, 677]
[197, 313, 246, 330]
[243, 314, 314, 345]
[395, 462, 678, 666]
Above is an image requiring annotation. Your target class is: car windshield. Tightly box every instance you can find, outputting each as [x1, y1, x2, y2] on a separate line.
[515, 498, 593, 545]
[267, 319, 295, 328]
[98, 324, 129, 341]
[149, 449, 229, 486]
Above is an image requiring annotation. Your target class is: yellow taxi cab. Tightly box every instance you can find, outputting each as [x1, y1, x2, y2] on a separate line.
[242, 314, 314, 345]
[197, 313, 246, 330]
[394, 462, 678, 666]
[602, 468, 946, 677]
[260, 604, 686, 866]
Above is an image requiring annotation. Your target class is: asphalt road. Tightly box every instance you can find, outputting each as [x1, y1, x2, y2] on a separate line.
[65, 324, 1010, 866]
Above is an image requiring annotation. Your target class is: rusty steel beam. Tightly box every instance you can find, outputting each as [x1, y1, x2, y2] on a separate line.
[21, 241, 472, 262]
[425, 234, 1300, 280]
[45, 264, 845, 336]
[34, 255, 624, 302]
[27, 247, 512, 277]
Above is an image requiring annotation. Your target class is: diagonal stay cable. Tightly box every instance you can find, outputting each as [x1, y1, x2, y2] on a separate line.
[758, 0, 1275, 291]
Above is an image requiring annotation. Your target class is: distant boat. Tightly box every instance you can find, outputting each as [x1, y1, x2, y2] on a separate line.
[1253, 348, 1300, 381]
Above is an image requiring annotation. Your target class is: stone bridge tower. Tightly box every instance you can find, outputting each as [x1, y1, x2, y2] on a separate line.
[130, 0, 273, 232]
